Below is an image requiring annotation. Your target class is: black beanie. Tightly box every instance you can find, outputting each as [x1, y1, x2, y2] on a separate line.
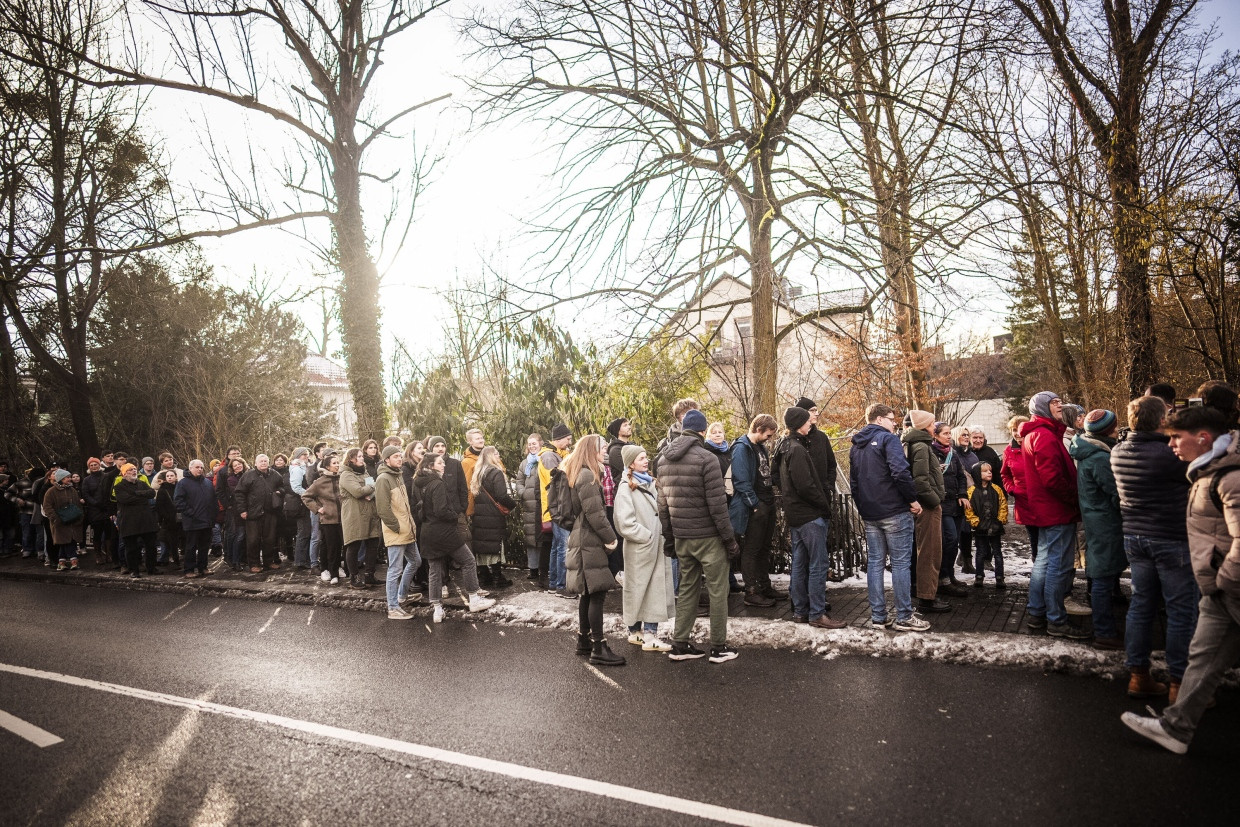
[551, 423, 572, 441]
[606, 418, 627, 439]
[795, 396, 816, 411]
[784, 406, 811, 432]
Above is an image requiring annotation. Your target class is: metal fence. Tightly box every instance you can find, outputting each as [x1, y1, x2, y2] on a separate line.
[769, 491, 867, 581]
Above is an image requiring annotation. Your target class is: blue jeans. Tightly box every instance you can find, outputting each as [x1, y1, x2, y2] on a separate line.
[386, 543, 422, 610]
[308, 511, 321, 567]
[225, 518, 246, 567]
[1124, 535, 1199, 680]
[941, 513, 960, 580]
[550, 523, 569, 590]
[1027, 523, 1076, 624]
[789, 517, 830, 619]
[20, 513, 44, 556]
[293, 513, 312, 567]
[628, 621, 659, 633]
[865, 512, 915, 622]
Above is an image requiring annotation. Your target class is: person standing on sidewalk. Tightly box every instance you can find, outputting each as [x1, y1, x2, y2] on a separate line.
[1111, 396, 1196, 701]
[43, 469, 83, 571]
[115, 463, 159, 577]
[658, 409, 741, 663]
[614, 444, 675, 652]
[933, 422, 972, 598]
[375, 446, 420, 620]
[1121, 405, 1235, 754]
[1022, 391, 1088, 639]
[1001, 416, 1037, 562]
[538, 424, 573, 593]
[728, 414, 781, 607]
[1069, 410, 1126, 647]
[470, 446, 516, 589]
[234, 454, 286, 574]
[776, 407, 846, 629]
[518, 433, 545, 581]
[340, 447, 381, 589]
[175, 460, 215, 578]
[301, 454, 344, 585]
[903, 410, 949, 615]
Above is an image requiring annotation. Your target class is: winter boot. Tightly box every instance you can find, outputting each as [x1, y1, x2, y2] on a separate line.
[575, 632, 592, 656]
[743, 588, 776, 608]
[477, 564, 493, 588]
[959, 552, 975, 575]
[589, 637, 626, 667]
[1127, 666, 1168, 699]
[491, 563, 513, 588]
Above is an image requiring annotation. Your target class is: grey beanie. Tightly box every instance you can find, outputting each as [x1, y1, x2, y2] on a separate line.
[1028, 391, 1059, 421]
[620, 444, 646, 470]
[291, 446, 310, 461]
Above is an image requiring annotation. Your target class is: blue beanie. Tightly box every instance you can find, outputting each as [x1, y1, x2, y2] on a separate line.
[681, 409, 708, 433]
[1084, 409, 1117, 434]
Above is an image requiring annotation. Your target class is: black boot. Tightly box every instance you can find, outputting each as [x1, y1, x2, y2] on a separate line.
[477, 565, 493, 587]
[491, 563, 513, 588]
[589, 637, 626, 666]
[575, 632, 592, 656]
[528, 567, 540, 581]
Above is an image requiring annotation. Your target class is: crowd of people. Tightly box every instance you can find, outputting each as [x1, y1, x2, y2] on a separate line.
[2, 380, 1238, 755]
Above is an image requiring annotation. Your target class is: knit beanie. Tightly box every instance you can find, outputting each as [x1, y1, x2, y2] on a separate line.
[551, 423, 572, 441]
[119, 463, 136, 475]
[620, 444, 645, 470]
[54, 469, 71, 483]
[380, 445, 402, 461]
[426, 436, 446, 452]
[291, 446, 310, 461]
[1084, 409, 1117, 434]
[1028, 391, 1059, 420]
[784, 406, 811, 432]
[681, 409, 708, 433]
[606, 418, 628, 439]
[795, 396, 817, 411]
[908, 409, 935, 431]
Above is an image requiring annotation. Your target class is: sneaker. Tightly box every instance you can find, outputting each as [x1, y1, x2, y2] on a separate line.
[667, 641, 707, 661]
[56, 560, 68, 571]
[432, 604, 445, 623]
[708, 644, 739, 663]
[399, 592, 422, 608]
[627, 632, 644, 646]
[642, 633, 672, 652]
[870, 617, 895, 630]
[320, 569, 332, 582]
[1064, 595, 1093, 616]
[69, 559, 79, 570]
[330, 576, 339, 585]
[556, 590, 578, 600]
[1121, 710, 1188, 754]
[1047, 621, 1091, 640]
[442, 586, 450, 599]
[338, 566, 348, 579]
[387, 607, 414, 620]
[893, 615, 931, 632]
[468, 594, 496, 613]
[1026, 614, 1047, 630]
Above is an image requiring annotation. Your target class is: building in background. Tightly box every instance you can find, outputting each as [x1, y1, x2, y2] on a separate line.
[304, 353, 356, 443]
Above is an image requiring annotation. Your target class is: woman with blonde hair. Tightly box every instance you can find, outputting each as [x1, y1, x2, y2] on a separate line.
[613, 444, 674, 651]
[562, 434, 624, 666]
[470, 446, 516, 588]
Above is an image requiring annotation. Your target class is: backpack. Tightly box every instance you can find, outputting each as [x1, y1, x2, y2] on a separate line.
[1208, 467, 1240, 513]
[547, 467, 577, 528]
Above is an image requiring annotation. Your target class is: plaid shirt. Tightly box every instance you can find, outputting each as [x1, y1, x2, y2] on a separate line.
[600, 464, 616, 507]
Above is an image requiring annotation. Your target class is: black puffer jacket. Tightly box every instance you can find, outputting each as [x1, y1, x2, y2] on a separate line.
[402, 461, 422, 535]
[935, 442, 969, 518]
[1111, 430, 1190, 541]
[233, 468, 286, 521]
[656, 433, 734, 542]
[413, 469, 466, 560]
[773, 432, 832, 528]
[442, 455, 469, 515]
[472, 465, 516, 556]
[806, 426, 838, 494]
[115, 478, 158, 537]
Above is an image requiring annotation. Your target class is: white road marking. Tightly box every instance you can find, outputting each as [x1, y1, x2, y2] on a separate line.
[162, 600, 193, 621]
[424, 624, 432, 633]
[306, 610, 314, 626]
[0, 709, 62, 747]
[583, 663, 624, 691]
[210, 606, 220, 615]
[471, 623, 478, 630]
[0, 662, 810, 827]
[257, 607, 281, 634]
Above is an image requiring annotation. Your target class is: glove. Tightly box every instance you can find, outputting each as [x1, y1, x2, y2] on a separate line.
[724, 537, 741, 562]
[663, 538, 676, 558]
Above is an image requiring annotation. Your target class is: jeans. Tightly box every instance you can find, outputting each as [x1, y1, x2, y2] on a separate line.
[1161, 592, 1240, 745]
[940, 513, 960, 581]
[789, 517, 830, 620]
[1027, 523, 1076, 624]
[308, 510, 321, 567]
[225, 517, 246, 567]
[428, 545, 480, 603]
[386, 543, 422, 609]
[865, 512, 915, 622]
[550, 523, 569, 590]
[293, 513, 312, 568]
[1124, 535, 1199, 680]
[20, 513, 44, 556]
[628, 621, 659, 634]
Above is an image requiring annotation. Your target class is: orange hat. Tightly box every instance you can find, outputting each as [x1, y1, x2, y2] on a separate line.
[119, 463, 137, 475]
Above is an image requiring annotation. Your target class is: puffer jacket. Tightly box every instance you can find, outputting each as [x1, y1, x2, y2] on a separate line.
[565, 467, 618, 595]
[935, 442, 969, 518]
[413, 469, 467, 560]
[233, 468, 286, 521]
[1186, 432, 1240, 597]
[374, 463, 416, 546]
[402, 461, 422, 535]
[115, 478, 159, 537]
[656, 433, 734, 543]
[1001, 435, 1029, 523]
[901, 427, 944, 510]
[1110, 430, 1189, 541]
[518, 456, 543, 549]
[849, 424, 918, 521]
[442, 455, 469, 515]
[773, 432, 831, 528]
[1069, 433, 1125, 578]
[472, 464, 515, 556]
[339, 464, 380, 546]
[1020, 416, 1080, 527]
[300, 470, 341, 525]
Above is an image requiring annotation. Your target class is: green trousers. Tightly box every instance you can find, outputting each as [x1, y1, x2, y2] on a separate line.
[673, 536, 730, 646]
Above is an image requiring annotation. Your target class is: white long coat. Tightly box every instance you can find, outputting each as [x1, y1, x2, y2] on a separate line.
[613, 472, 675, 626]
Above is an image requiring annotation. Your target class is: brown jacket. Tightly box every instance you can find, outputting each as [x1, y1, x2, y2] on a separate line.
[301, 471, 341, 525]
[1186, 432, 1240, 597]
[43, 483, 84, 546]
[565, 467, 618, 595]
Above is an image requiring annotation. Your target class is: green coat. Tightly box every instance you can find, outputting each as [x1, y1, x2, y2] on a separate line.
[1069, 434, 1126, 579]
[901, 427, 944, 509]
[339, 464, 381, 546]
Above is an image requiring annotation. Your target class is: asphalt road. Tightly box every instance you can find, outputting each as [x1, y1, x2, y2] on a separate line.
[0, 580, 1235, 826]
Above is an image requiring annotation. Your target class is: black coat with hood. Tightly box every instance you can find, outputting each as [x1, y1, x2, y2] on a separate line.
[413, 468, 467, 560]
[934, 441, 969, 518]
[773, 432, 833, 528]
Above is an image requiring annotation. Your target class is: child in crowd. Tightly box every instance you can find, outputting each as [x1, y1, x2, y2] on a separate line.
[966, 462, 1008, 589]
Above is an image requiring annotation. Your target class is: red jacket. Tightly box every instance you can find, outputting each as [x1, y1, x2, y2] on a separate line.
[1019, 416, 1081, 527]
[1002, 432, 1029, 525]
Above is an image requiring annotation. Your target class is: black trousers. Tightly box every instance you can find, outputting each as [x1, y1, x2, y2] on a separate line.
[183, 527, 211, 573]
[124, 532, 158, 573]
[345, 537, 378, 580]
[90, 518, 118, 562]
[578, 589, 606, 638]
[244, 513, 279, 568]
[536, 531, 552, 586]
[740, 500, 776, 590]
[319, 523, 343, 576]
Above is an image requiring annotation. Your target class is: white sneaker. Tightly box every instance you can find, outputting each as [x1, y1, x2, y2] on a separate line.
[468, 594, 496, 613]
[432, 604, 444, 623]
[893, 615, 931, 632]
[1064, 596, 1093, 616]
[399, 592, 422, 607]
[627, 632, 644, 646]
[642, 632, 672, 652]
[387, 607, 414, 620]
[320, 570, 331, 582]
[1121, 711, 1188, 754]
[330, 576, 339, 585]
[338, 566, 347, 579]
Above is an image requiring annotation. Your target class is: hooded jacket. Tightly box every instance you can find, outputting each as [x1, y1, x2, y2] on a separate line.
[935, 441, 969, 518]
[413, 468, 467, 560]
[1110, 430, 1189, 541]
[1185, 432, 1240, 597]
[848, 423, 918, 521]
[1001, 432, 1029, 523]
[340, 463, 381, 546]
[965, 464, 1008, 535]
[1069, 433, 1125, 578]
[374, 463, 416, 546]
[300, 470, 341, 525]
[1020, 416, 1080, 527]
[728, 434, 773, 536]
[518, 455, 543, 549]
[773, 432, 832, 528]
[656, 432, 734, 543]
[564, 467, 619, 595]
[901, 426, 944, 510]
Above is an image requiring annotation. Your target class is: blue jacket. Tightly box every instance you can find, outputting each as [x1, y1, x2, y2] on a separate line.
[174, 473, 217, 531]
[728, 435, 772, 536]
[849, 424, 918, 521]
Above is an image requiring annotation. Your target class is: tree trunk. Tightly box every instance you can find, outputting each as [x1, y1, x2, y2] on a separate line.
[750, 219, 777, 419]
[1111, 117, 1158, 396]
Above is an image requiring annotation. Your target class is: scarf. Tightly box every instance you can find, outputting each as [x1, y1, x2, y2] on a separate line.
[523, 453, 538, 475]
[632, 471, 653, 485]
[1188, 433, 1234, 479]
[707, 437, 729, 452]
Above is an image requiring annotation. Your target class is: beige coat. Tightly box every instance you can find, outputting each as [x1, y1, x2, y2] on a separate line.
[614, 472, 674, 626]
[1186, 432, 1240, 597]
[374, 464, 416, 546]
